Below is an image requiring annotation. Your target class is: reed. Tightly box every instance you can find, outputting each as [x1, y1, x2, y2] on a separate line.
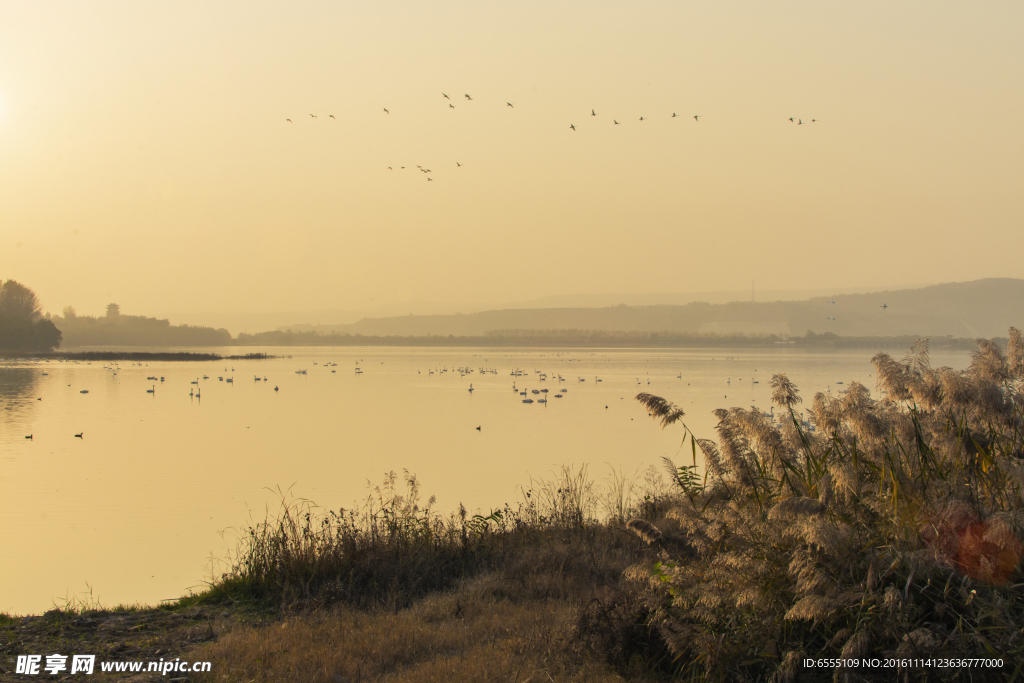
[627, 331, 1024, 681]
[198, 467, 670, 616]
[177, 464, 684, 681]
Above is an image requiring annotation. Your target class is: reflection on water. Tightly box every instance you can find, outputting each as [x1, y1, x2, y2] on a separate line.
[0, 365, 39, 428]
[0, 347, 972, 615]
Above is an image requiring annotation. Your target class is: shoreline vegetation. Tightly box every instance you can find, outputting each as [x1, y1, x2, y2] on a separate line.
[10, 331, 1003, 353]
[4, 278, 1016, 351]
[4, 333, 1024, 681]
[24, 319, 1004, 354]
[5, 351, 275, 362]
[232, 329, 993, 350]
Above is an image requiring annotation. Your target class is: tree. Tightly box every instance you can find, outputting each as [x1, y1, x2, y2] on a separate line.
[106, 303, 120, 318]
[30, 318, 62, 350]
[0, 280, 41, 320]
[0, 281, 62, 351]
[0, 316, 62, 351]
[62, 305, 77, 319]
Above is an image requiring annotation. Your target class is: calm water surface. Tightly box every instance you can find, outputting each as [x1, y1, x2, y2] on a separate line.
[0, 345, 970, 614]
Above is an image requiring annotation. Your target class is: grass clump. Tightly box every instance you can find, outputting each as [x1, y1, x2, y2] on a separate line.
[208, 467, 672, 615]
[627, 332, 1024, 681]
[186, 467, 679, 681]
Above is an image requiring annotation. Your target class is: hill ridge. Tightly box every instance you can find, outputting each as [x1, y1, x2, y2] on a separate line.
[280, 278, 1024, 339]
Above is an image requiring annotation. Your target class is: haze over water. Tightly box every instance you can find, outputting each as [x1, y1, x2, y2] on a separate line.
[3, 2, 1024, 321]
[0, 346, 970, 615]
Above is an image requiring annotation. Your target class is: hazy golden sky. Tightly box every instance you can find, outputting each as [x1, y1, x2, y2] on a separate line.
[2, 1, 1022, 320]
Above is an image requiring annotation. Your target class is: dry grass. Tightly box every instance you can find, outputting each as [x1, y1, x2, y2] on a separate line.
[179, 466, 680, 682]
[199, 467, 674, 613]
[190, 572, 669, 683]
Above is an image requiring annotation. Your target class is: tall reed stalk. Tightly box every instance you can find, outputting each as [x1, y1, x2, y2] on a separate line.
[629, 332, 1024, 682]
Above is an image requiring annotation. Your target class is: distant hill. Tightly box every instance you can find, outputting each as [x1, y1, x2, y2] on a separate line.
[282, 279, 1024, 340]
[170, 284, 901, 335]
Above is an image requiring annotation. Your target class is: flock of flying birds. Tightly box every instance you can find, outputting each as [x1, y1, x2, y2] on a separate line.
[285, 92, 819, 181]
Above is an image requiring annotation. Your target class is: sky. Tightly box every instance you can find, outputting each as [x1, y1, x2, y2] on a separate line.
[1, 1, 1022, 322]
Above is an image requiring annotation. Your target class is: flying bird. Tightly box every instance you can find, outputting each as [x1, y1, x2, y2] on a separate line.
[442, 93, 450, 100]
[789, 117, 794, 122]
[427, 177, 433, 181]
[798, 119, 803, 125]
[75, 432, 83, 438]
[383, 108, 389, 114]
[456, 162, 462, 167]
[507, 102, 514, 107]
[449, 103, 455, 109]
[672, 113, 678, 117]
[693, 115, 700, 121]
[825, 316, 835, 321]
[464, 94, 473, 100]
[613, 120, 619, 125]
[310, 114, 317, 118]
[639, 116, 645, 121]
[388, 167, 392, 170]
[286, 119, 291, 123]
[329, 114, 335, 119]
[827, 298, 836, 305]
[569, 124, 576, 131]
[880, 303, 888, 310]
[812, 119, 817, 123]
[591, 109, 597, 116]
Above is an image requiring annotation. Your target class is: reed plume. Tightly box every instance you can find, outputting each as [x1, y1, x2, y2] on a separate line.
[629, 332, 1024, 681]
[636, 392, 685, 428]
[625, 518, 663, 545]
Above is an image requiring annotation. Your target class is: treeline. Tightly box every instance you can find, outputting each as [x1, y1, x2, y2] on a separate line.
[0, 280, 62, 352]
[235, 328, 781, 347]
[0, 277, 999, 352]
[800, 330, 986, 350]
[53, 309, 232, 347]
[234, 328, 989, 349]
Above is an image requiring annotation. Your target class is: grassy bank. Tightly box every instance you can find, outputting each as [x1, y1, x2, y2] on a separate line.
[2, 467, 680, 682]
[178, 469, 680, 682]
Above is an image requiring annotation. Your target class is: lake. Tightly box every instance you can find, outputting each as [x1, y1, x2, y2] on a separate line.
[0, 345, 971, 614]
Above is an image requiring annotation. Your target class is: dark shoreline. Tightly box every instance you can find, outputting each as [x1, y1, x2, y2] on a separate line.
[1, 333, 995, 359]
[230, 334, 987, 350]
[46, 333, 998, 351]
[6, 351, 276, 361]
